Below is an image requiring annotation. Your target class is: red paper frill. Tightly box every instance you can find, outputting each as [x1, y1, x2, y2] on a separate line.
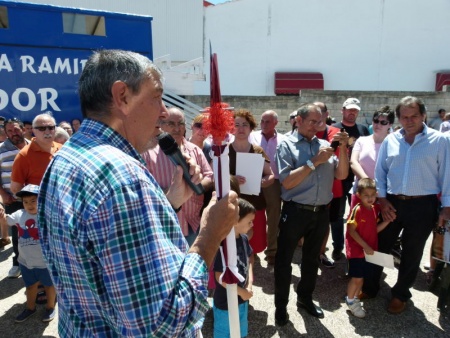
[202, 102, 235, 145]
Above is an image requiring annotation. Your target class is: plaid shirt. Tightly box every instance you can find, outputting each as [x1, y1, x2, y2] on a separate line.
[38, 119, 208, 337]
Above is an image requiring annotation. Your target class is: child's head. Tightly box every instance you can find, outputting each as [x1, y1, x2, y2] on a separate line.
[235, 198, 255, 236]
[16, 184, 39, 215]
[356, 178, 377, 207]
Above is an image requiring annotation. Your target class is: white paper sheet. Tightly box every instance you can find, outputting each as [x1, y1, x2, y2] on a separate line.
[236, 152, 264, 195]
[365, 251, 395, 269]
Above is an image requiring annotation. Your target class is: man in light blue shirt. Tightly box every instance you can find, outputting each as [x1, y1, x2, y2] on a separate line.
[362, 96, 450, 314]
[274, 103, 349, 325]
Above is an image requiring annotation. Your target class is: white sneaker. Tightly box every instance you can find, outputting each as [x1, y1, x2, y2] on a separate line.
[8, 265, 21, 278]
[346, 299, 366, 318]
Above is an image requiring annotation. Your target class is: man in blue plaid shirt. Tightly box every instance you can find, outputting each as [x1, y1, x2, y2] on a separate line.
[38, 50, 238, 337]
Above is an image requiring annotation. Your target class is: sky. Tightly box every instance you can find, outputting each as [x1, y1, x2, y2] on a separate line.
[207, 0, 230, 4]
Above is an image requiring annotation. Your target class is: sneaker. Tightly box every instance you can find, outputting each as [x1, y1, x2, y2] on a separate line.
[8, 265, 21, 278]
[346, 299, 366, 318]
[15, 308, 36, 323]
[319, 254, 335, 268]
[332, 249, 343, 261]
[42, 308, 56, 322]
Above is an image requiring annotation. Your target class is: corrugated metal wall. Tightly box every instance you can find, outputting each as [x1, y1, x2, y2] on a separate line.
[13, 0, 203, 62]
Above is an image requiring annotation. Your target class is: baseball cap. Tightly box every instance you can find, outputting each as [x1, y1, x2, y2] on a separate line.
[16, 184, 39, 198]
[343, 98, 361, 110]
[290, 111, 297, 119]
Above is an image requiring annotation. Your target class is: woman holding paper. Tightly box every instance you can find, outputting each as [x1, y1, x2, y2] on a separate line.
[229, 109, 274, 254]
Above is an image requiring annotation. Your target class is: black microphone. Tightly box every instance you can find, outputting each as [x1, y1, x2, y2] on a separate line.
[158, 132, 205, 195]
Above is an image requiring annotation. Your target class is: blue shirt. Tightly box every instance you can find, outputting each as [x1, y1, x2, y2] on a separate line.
[375, 124, 450, 206]
[276, 132, 337, 205]
[38, 119, 208, 337]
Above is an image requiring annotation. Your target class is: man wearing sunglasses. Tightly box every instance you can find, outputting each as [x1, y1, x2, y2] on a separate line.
[330, 98, 370, 262]
[10, 113, 61, 195]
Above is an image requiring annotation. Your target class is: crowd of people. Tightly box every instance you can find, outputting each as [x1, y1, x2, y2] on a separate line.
[1, 49, 450, 337]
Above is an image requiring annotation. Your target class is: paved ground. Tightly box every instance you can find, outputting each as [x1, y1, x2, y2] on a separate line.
[1, 235, 449, 337]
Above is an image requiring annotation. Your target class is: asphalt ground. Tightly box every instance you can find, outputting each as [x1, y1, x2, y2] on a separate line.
[1, 235, 449, 337]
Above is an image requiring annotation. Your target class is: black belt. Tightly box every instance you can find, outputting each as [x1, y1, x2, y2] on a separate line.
[390, 194, 429, 200]
[286, 201, 329, 212]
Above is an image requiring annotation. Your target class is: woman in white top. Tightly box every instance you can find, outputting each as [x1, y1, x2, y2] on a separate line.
[350, 106, 395, 210]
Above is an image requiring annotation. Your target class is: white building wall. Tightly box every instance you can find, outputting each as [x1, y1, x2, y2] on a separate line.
[13, 0, 204, 62]
[196, 0, 450, 95]
[11, 0, 450, 96]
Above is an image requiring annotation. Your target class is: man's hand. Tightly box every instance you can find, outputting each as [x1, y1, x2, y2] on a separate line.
[332, 130, 350, 148]
[378, 198, 396, 222]
[189, 191, 239, 267]
[165, 155, 202, 209]
[311, 147, 334, 166]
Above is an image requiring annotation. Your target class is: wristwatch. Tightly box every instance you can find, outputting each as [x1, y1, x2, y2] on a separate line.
[306, 160, 316, 171]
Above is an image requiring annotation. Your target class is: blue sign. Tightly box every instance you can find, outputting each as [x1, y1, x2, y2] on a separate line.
[0, 0, 153, 123]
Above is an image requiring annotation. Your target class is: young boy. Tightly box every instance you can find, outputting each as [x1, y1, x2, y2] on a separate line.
[213, 198, 255, 338]
[0, 184, 57, 323]
[345, 178, 389, 318]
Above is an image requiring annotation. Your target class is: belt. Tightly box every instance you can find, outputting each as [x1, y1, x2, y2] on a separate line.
[287, 201, 329, 212]
[391, 194, 428, 200]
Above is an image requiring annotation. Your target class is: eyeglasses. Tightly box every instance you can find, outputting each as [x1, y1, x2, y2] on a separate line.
[372, 119, 389, 126]
[163, 121, 186, 128]
[234, 123, 250, 128]
[33, 126, 56, 132]
[193, 122, 203, 129]
[303, 119, 324, 127]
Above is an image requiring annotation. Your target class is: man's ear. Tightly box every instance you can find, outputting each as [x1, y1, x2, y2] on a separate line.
[111, 81, 131, 117]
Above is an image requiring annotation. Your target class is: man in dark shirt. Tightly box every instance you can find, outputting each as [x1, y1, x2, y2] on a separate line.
[331, 98, 370, 261]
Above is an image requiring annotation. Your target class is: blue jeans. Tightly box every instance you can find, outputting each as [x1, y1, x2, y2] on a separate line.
[213, 301, 248, 337]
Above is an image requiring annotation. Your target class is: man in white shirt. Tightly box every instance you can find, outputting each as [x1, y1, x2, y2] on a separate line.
[249, 110, 285, 264]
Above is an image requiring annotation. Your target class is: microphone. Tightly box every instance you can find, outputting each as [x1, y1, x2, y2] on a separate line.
[158, 133, 205, 195]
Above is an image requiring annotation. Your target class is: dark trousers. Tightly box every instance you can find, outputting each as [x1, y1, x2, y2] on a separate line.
[263, 179, 282, 258]
[330, 180, 352, 252]
[6, 201, 23, 266]
[274, 202, 329, 309]
[363, 194, 439, 301]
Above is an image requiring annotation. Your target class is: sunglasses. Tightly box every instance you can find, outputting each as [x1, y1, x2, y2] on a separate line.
[372, 119, 389, 126]
[193, 122, 203, 129]
[33, 125, 56, 132]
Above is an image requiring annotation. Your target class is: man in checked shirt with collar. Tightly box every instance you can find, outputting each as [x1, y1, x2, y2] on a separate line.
[361, 96, 450, 314]
[38, 50, 238, 337]
[142, 107, 213, 247]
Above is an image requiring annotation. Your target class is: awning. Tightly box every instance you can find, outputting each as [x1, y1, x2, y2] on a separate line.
[275, 72, 324, 95]
[435, 73, 450, 91]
